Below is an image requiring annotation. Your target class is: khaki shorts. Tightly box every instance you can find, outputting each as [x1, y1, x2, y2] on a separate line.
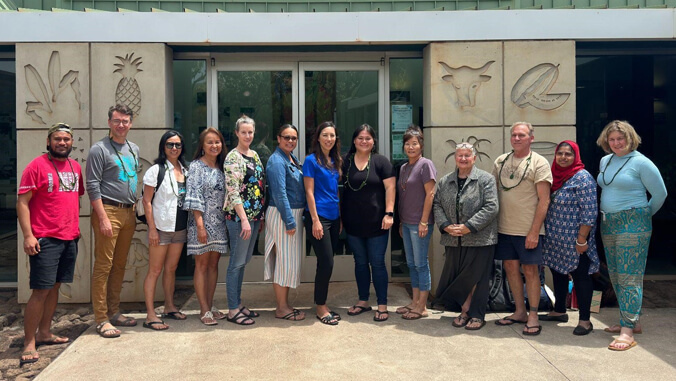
[157, 229, 187, 245]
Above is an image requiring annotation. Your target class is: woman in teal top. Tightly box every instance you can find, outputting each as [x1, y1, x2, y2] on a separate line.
[596, 120, 667, 351]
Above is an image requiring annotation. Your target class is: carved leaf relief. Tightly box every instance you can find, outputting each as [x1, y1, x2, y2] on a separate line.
[511, 63, 570, 111]
[24, 51, 82, 125]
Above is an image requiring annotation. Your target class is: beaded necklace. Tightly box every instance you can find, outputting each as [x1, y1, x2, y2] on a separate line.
[498, 150, 532, 191]
[400, 155, 422, 192]
[47, 153, 77, 191]
[345, 153, 371, 191]
[600, 154, 633, 186]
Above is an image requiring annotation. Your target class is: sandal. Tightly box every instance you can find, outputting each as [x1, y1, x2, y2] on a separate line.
[227, 310, 255, 325]
[465, 318, 487, 331]
[316, 313, 339, 326]
[402, 311, 428, 320]
[240, 306, 260, 318]
[200, 311, 218, 326]
[523, 325, 542, 336]
[329, 311, 341, 321]
[161, 311, 187, 320]
[143, 320, 169, 331]
[374, 310, 389, 322]
[608, 339, 637, 351]
[452, 315, 469, 328]
[396, 306, 412, 314]
[96, 321, 121, 338]
[19, 350, 39, 366]
[347, 305, 372, 316]
[36, 335, 70, 346]
[109, 313, 138, 327]
[210, 307, 227, 320]
[276, 309, 305, 321]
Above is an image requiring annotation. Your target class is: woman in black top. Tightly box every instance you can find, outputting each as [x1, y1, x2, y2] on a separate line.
[342, 124, 396, 322]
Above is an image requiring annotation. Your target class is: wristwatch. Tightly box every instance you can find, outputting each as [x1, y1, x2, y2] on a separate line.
[385, 212, 394, 217]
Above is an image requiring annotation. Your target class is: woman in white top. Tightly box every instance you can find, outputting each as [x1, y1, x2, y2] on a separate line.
[141, 131, 189, 330]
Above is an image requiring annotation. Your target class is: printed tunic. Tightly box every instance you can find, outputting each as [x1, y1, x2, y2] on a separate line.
[184, 160, 228, 255]
[543, 170, 599, 274]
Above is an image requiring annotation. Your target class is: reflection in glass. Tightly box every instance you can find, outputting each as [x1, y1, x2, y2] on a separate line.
[0, 59, 16, 282]
[218, 70, 293, 256]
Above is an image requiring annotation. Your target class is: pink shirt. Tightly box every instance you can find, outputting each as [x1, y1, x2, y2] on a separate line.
[18, 154, 84, 240]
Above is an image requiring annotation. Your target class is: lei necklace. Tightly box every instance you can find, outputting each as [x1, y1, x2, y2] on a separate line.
[48, 153, 77, 191]
[345, 153, 371, 191]
[498, 150, 532, 191]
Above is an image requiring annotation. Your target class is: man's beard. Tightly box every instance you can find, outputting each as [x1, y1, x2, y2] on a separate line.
[48, 146, 72, 159]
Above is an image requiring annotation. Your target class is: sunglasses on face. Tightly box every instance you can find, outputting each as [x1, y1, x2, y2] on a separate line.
[165, 142, 182, 149]
[280, 135, 298, 142]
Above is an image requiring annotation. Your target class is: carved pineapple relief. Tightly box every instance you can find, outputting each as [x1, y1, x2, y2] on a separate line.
[114, 53, 143, 115]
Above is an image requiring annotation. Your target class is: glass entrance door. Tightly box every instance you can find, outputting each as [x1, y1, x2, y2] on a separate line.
[299, 62, 385, 282]
[212, 60, 385, 282]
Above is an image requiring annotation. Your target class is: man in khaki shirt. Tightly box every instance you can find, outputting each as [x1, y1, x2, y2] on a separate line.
[492, 122, 552, 336]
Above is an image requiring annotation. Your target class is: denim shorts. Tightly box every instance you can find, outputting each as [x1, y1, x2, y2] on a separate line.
[29, 237, 78, 289]
[495, 233, 542, 265]
[158, 229, 187, 245]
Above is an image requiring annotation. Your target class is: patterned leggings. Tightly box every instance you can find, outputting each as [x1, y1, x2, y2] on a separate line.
[600, 207, 652, 329]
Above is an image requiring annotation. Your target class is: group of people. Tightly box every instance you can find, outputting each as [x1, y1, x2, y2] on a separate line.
[17, 103, 667, 364]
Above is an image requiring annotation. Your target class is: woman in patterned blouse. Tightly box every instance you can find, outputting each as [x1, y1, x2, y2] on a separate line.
[541, 140, 598, 336]
[223, 115, 266, 325]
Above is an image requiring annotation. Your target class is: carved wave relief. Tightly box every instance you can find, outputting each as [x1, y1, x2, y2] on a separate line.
[511, 63, 570, 111]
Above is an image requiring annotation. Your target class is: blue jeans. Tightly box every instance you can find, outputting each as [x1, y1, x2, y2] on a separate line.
[401, 223, 432, 291]
[225, 219, 261, 309]
[347, 232, 389, 306]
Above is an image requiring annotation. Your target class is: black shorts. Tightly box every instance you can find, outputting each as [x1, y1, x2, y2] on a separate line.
[29, 237, 78, 290]
[495, 233, 543, 265]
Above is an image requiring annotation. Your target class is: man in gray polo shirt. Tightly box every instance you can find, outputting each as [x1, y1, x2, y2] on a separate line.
[86, 104, 140, 338]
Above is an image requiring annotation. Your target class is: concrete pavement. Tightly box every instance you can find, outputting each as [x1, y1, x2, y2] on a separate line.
[36, 282, 676, 380]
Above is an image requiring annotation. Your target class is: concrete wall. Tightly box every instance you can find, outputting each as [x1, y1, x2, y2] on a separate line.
[423, 40, 577, 292]
[16, 43, 173, 303]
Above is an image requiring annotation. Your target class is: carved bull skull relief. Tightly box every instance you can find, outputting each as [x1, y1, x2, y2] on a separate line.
[439, 61, 495, 108]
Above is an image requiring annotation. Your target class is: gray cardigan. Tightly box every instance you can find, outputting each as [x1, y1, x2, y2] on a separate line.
[433, 166, 499, 247]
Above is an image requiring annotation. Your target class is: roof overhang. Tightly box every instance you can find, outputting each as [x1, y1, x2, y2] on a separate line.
[0, 9, 674, 45]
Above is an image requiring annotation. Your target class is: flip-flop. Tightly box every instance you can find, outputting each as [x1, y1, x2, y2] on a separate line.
[161, 311, 187, 320]
[495, 317, 528, 326]
[347, 305, 372, 316]
[36, 335, 70, 346]
[96, 322, 121, 338]
[402, 311, 427, 320]
[396, 306, 412, 314]
[608, 339, 637, 351]
[465, 318, 487, 331]
[452, 315, 470, 328]
[143, 320, 169, 331]
[374, 310, 389, 322]
[316, 313, 339, 326]
[276, 309, 305, 321]
[109, 313, 138, 327]
[523, 325, 542, 336]
[19, 350, 39, 366]
[200, 311, 218, 326]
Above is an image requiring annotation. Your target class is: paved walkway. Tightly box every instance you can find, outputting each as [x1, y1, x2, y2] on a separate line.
[37, 283, 676, 380]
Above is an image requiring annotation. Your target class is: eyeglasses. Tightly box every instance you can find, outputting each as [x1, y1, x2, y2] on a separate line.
[111, 119, 131, 126]
[280, 135, 298, 142]
[165, 142, 182, 149]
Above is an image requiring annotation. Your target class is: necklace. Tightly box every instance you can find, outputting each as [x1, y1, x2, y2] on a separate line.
[47, 153, 77, 191]
[108, 137, 138, 178]
[401, 156, 422, 192]
[498, 150, 532, 191]
[345, 153, 371, 191]
[600, 154, 633, 186]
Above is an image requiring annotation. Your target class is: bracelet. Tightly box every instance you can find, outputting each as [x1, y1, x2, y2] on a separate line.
[576, 240, 588, 246]
[419, 221, 428, 226]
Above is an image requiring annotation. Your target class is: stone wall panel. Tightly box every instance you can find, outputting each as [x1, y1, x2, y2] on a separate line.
[15, 43, 90, 129]
[91, 43, 173, 129]
[503, 125, 576, 164]
[424, 42, 503, 127]
[504, 41, 576, 126]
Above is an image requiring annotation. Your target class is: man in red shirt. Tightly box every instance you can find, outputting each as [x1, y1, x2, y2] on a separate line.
[17, 123, 84, 366]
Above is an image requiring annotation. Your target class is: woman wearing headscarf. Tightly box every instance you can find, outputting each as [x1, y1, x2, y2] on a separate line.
[541, 140, 598, 336]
